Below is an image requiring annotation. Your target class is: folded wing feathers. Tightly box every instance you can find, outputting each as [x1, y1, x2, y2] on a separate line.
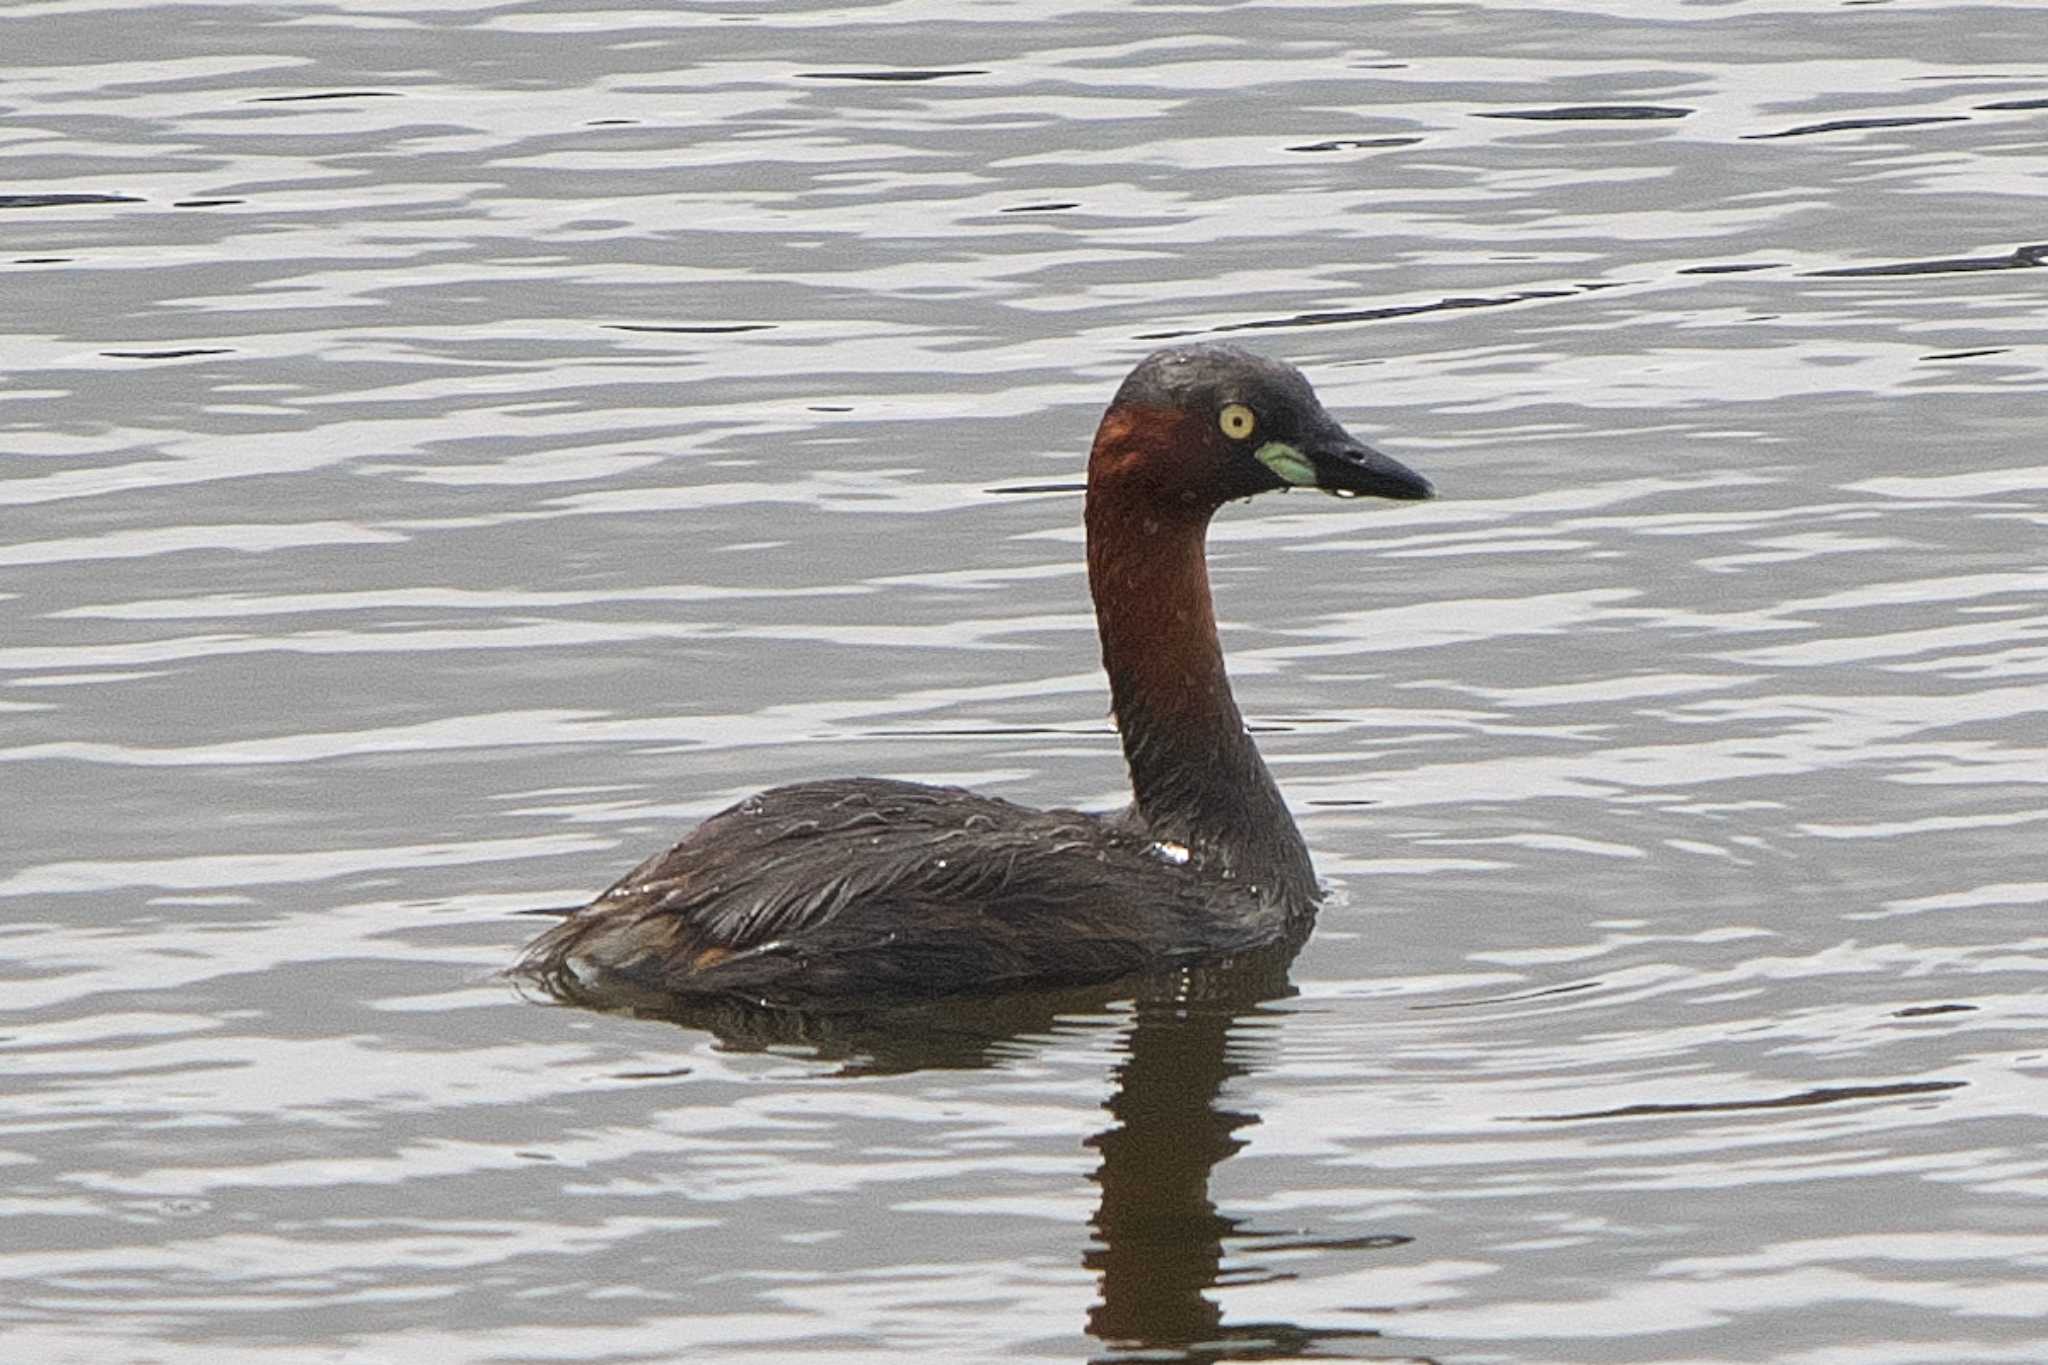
[516, 777, 1281, 1003]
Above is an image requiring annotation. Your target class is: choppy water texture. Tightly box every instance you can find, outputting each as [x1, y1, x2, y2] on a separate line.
[5, 1, 2047, 1361]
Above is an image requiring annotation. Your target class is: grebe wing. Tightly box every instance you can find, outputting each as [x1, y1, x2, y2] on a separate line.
[514, 776, 1276, 1006]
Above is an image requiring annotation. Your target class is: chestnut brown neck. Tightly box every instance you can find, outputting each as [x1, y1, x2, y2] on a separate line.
[1084, 406, 1316, 908]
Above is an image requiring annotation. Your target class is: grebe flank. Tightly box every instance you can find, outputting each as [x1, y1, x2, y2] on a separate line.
[514, 344, 1433, 1010]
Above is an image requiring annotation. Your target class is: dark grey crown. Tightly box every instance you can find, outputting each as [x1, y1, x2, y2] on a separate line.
[1111, 344, 1326, 425]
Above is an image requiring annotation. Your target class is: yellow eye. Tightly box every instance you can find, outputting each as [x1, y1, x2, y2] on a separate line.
[1218, 403, 1256, 440]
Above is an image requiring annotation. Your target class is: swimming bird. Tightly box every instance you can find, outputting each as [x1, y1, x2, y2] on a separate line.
[514, 344, 1433, 1010]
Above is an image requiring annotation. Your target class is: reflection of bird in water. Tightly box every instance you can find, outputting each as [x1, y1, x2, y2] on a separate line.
[514, 345, 1432, 1011]
[570, 953, 1421, 1362]
[1087, 997, 1424, 1364]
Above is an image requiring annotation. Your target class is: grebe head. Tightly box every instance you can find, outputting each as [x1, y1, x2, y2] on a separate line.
[1091, 344, 1434, 509]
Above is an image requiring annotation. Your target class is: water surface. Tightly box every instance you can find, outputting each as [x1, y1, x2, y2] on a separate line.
[4, 1, 2046, 1361]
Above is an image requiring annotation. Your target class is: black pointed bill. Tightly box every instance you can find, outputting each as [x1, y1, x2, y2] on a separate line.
[1254, 424, 1434, 502]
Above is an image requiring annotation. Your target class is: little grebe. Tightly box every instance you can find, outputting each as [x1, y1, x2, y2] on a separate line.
[514, 344, 1433, 1009]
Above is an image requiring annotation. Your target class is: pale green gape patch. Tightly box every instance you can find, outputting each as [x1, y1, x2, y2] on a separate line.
[1253, 440, 1316, 487]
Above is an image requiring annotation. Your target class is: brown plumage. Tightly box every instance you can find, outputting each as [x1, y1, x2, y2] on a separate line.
[513, 344, 1433, 1011]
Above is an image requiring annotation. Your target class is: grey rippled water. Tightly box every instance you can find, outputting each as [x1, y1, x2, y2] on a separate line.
[4, 1, 2045, 1361]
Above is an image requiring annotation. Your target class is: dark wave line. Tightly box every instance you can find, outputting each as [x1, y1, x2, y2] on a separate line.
[1679, 262, 1783, 275]
[1412, 980, 1603, 1011]
[1478, 105, 1691, 121]
[605, 323, 776, 334]
[799, 69, 987, 83]
[1287, 136, 1424, 152]
[252, 90, 399, 102]
[856, 725, 1093, 738]
[1137, 288, 1577, 342]
[1, 193, 143, 210]
[1809, 243, 2046, 277]
[1921, 348, 2010, 361]
[1745, 114, 1970, 140]
[1517, 1079, 1965, 1123]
